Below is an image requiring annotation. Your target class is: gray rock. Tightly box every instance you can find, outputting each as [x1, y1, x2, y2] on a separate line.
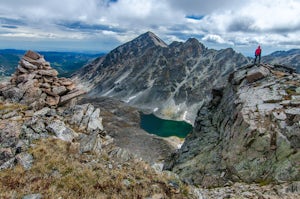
[59, 89, 86, 104]
[165, 64, 300, 187]
[87, 108, 103, 132]
[79, 132, 102, 154]
[46, 120, 77, 142]
[34, 107, 51, 116]
[16, 152, 34, 170]
[246, 66, 270, 83]
[29, 117, 47, 134]
[22, 193, 42, 199]
[2, 110, 18, 119]
[79, 104, 94, 130]
[2, 87, 25, 102]
[285, 108, 300, 115]
[21, 87, 43, 105]
[52, 86, 67, 96]
[0, 158, 16, 170]
[69, 104, 88, 125]
[272, 112, 287, 120]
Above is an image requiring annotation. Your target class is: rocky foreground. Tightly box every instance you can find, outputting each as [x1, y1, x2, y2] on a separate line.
[0, 51, 189, 198]
[0, 51, 299, 198]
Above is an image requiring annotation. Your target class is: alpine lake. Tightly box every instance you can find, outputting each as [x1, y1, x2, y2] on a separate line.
[140, 113, 193, 138]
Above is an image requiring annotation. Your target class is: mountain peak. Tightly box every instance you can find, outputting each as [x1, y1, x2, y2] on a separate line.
[137, 31, 168, 48]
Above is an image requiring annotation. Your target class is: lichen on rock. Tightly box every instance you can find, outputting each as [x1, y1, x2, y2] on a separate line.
[165, 63, 300, 188]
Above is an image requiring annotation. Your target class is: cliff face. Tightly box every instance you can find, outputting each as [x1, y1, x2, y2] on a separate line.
[164, 63, 300, 187]
[74, 31, 250, 122]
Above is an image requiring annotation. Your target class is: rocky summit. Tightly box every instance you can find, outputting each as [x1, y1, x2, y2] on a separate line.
[164, 63, 300, 191]
[73, 31, 250, 123]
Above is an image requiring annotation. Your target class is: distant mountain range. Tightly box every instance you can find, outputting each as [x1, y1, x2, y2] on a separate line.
[262, 49, 300, 72]
[0, 49, 102, 77]
[1, 35, 299, 123]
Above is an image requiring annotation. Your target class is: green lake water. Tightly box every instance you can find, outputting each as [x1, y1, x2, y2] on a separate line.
[140, 113, 193, 138]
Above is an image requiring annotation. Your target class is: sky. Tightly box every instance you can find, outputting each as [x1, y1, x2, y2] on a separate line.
[0, 0, 300, 56]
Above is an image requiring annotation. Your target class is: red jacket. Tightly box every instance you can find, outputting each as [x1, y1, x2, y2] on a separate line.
[255, 46, 261, 56]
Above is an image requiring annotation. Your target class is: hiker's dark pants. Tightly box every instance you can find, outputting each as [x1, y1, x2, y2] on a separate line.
[254, 55, 261, 64]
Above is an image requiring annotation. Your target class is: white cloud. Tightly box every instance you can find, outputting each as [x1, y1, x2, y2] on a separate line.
[0, 0, 299, 54]
[202, 34, 227, 44]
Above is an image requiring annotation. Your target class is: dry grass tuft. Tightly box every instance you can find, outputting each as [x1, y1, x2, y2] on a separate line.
[0, 102, 28, 112]
[0, 138, 191, 198]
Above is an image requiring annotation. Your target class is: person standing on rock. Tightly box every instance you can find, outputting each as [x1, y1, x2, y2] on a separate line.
[254, 45, 262, 64]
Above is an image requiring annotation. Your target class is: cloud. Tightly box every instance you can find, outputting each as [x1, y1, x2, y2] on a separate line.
[202, 34, 229, 44]
[0, 0, 299, 54]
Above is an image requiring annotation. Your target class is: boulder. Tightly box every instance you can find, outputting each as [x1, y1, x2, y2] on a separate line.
[22, 193, 42, 199]
[87, 108, 104, 132]
[2, 87, 25, 102]
[69, 104, 88, 125]
[16, 152, 34, 170]
[79, 132, 102, 154]
[59, 89, 86, 104]
[46, 120, 77, 142]
[21, 87, 43, 105]
[79, 104, 95, 130]
[246, 66, 270, 83]
[52, 86, 67, 96]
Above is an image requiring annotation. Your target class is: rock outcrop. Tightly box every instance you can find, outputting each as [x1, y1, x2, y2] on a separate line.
[164, 63, 300, 188]
[0, 50, 85, 109]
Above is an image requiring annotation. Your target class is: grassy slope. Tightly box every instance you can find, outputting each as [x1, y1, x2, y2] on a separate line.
[0, 138, 190, 199]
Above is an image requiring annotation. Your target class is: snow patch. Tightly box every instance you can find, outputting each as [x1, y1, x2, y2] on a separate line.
[102, 87, 115, 96]
[114, 69, 132, 84]
[124, 91, 144, 103]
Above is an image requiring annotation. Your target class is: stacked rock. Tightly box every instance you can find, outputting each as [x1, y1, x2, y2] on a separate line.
[0, 50, 85, 109]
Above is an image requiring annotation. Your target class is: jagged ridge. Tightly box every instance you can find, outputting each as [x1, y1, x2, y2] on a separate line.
[73, 32, 250, 122]
[164, 63, 300, 187]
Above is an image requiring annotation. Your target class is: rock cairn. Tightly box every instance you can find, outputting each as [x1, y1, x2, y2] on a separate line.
[0, 50, 108, 170]
[0, 50, 85, 109]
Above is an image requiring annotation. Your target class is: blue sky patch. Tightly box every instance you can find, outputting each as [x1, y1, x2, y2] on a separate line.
[185, 15, 204, 20]
[2, 25, 18, 29]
